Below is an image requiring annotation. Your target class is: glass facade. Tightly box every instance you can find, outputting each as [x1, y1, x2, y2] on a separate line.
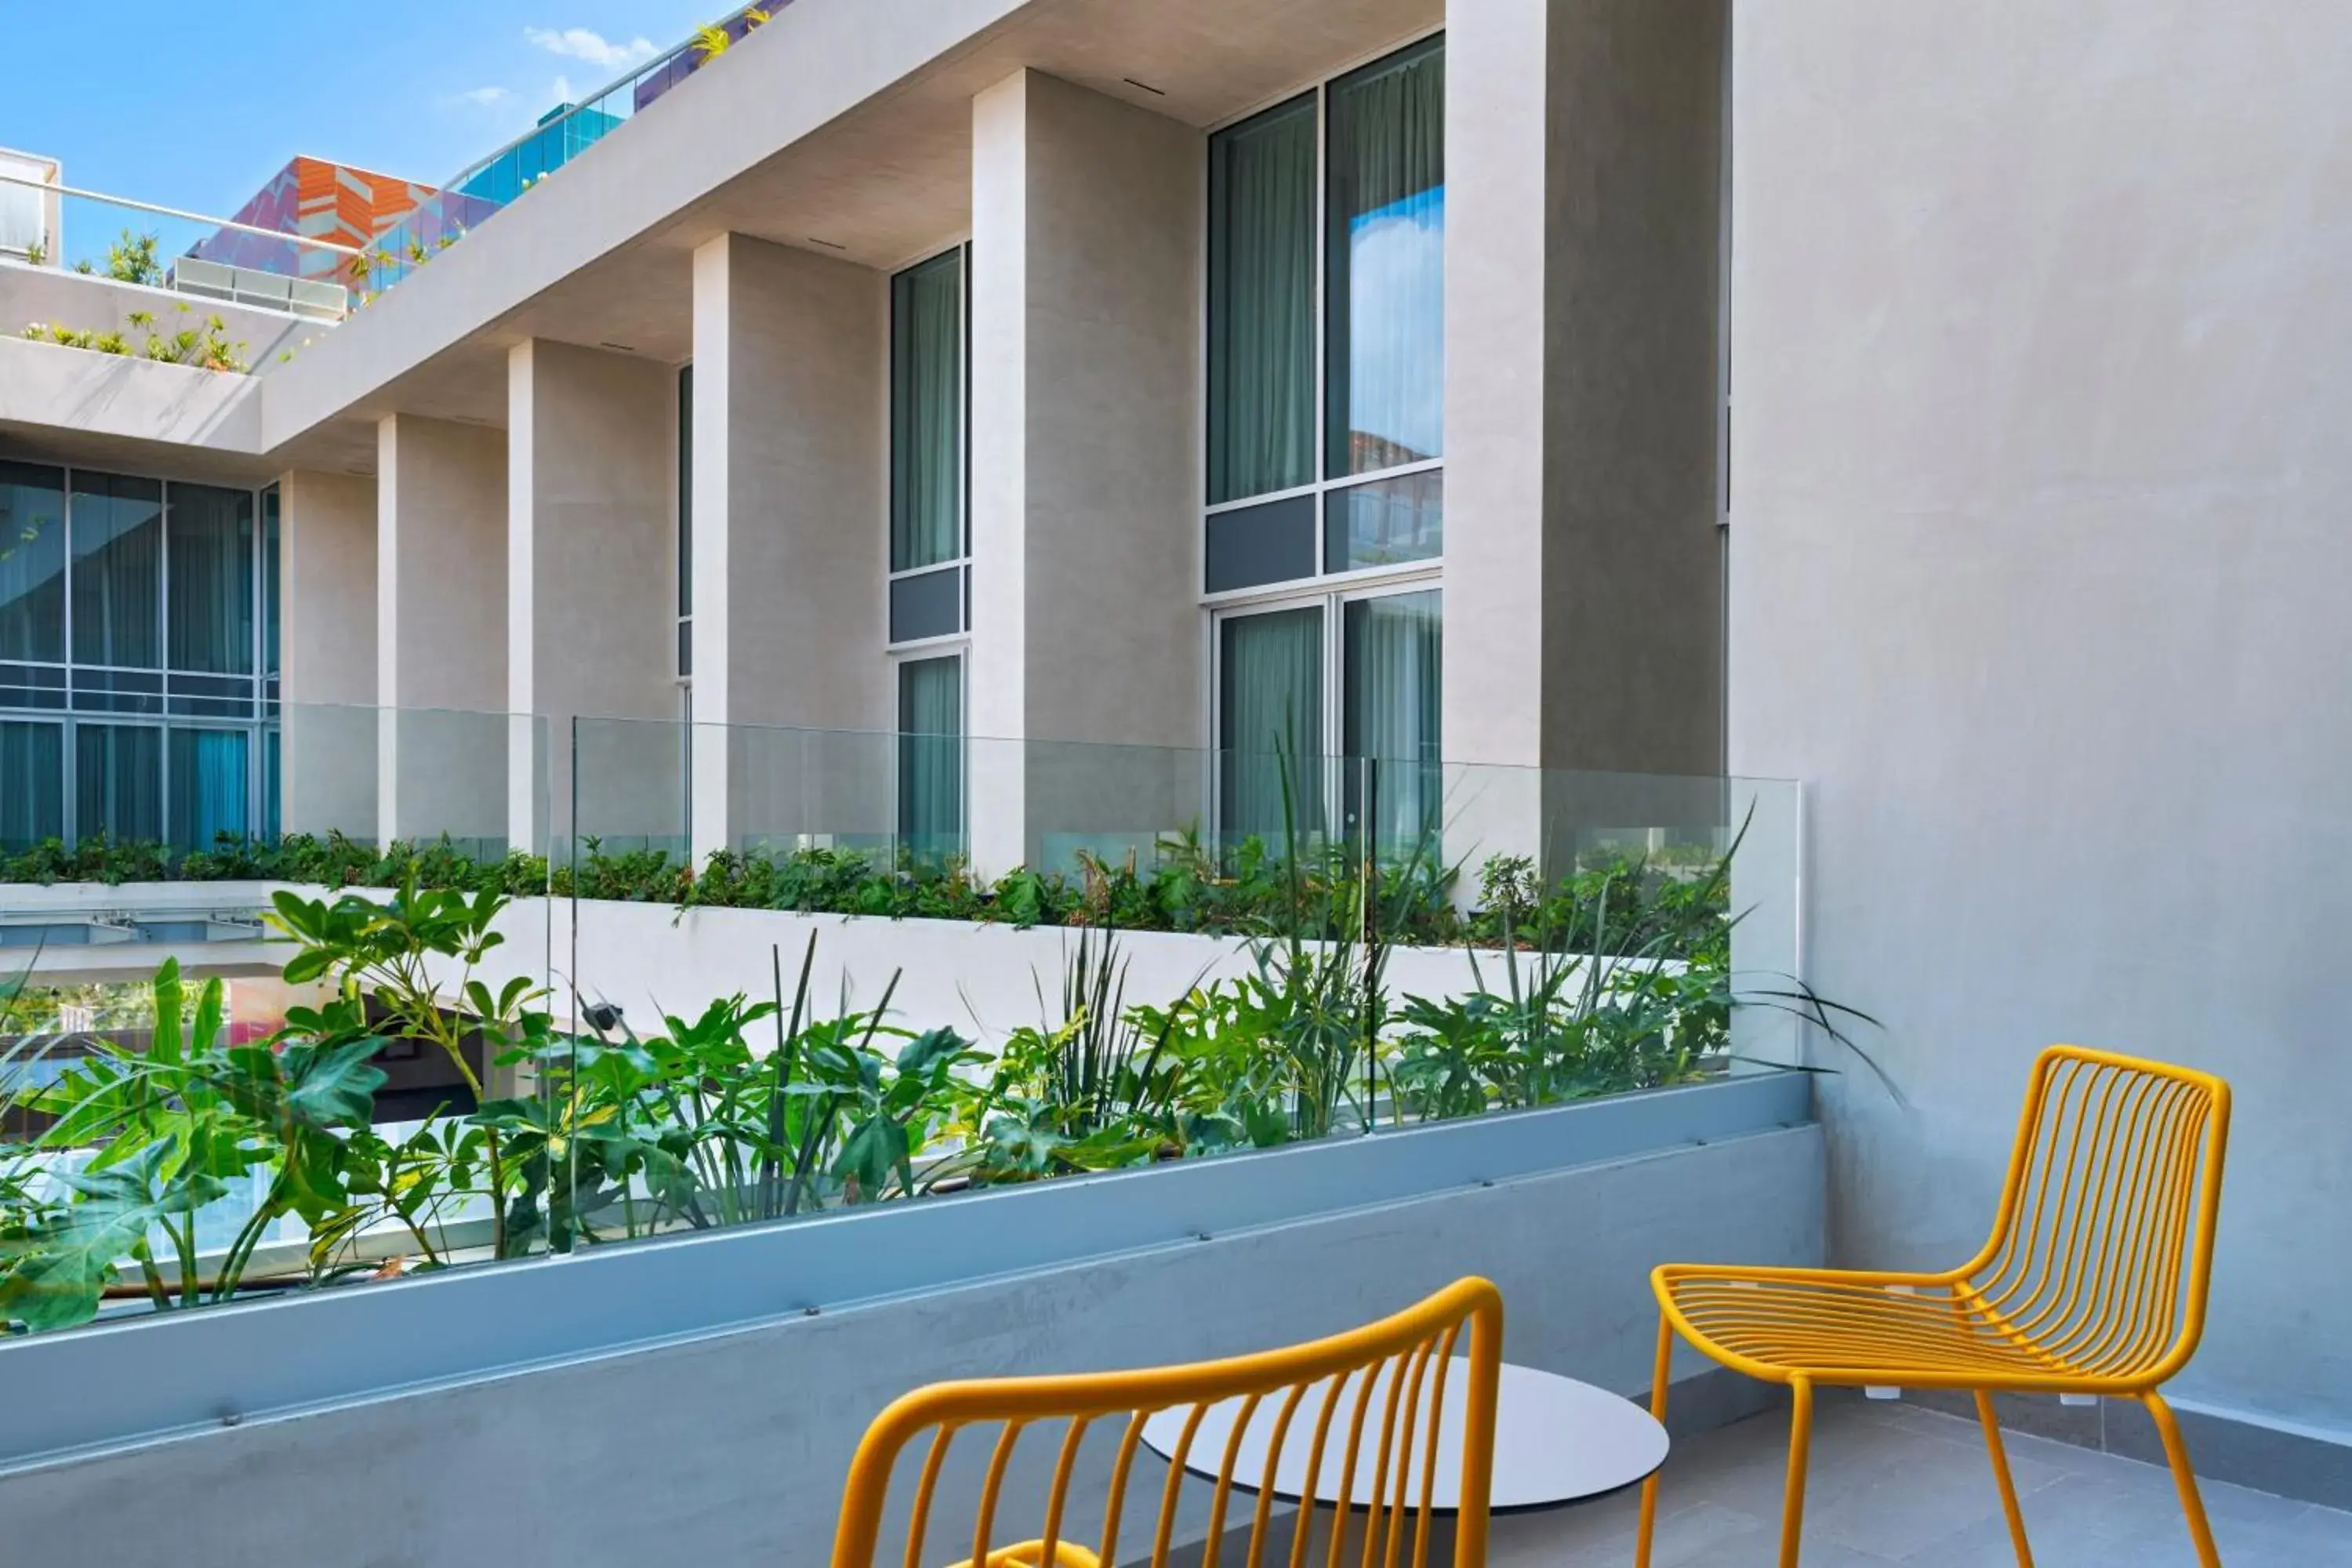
[0, 459, 274, 852]
[896, 655, 964, 863]
[1205, 35, 1446, 842]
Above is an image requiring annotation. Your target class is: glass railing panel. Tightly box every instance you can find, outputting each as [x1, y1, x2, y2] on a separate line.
[0, 702, 554, 1338]
[0, 182, 357, 348]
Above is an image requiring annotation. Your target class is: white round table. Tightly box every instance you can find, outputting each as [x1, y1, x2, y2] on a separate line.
[1139, 1359, 1668, 1515]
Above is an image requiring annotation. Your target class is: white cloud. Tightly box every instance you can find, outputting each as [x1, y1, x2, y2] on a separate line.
[525, 26, 659, 70]
[456, 85, 510, 107]
[552, 74, 576, 105]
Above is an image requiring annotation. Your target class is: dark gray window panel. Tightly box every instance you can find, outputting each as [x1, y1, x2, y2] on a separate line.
[1327, 468, 1443, 573]
[1205, 494, 1317, 593]
[889, 564, 965, 644]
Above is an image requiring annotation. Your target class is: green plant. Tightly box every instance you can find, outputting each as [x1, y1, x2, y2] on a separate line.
[22, 302, 249, 373]
[22, 239, 44, 267]
[102, 229, 163, 285]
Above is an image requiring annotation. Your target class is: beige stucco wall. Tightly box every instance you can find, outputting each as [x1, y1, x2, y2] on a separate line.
[968, 69, 1203, 870]
[278, 469, 377, 840]
[506, 339, 681, 852]
[376, 413, 507, 847]
[688, 233, 890, 859]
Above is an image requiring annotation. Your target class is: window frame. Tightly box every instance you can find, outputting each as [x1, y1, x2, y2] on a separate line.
[1198, 28, 1448, 614]
[886, 241, 973, 652]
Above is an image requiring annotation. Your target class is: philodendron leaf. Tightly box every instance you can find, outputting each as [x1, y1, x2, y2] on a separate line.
[0, 1145, 226, 1333]
[833, 1115, 909, 1201]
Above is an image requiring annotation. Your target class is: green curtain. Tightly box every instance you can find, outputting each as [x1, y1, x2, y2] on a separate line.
[71, 472, 164, 669]
[1, 721, 64, 850]
[1208, 95, 1316, 505]
[891, 249, 965, 572]
[261, 485, 281, 677]
[1344, 590, 1443, 856]
[897, 657, 964, 863]
[1220, 607, 1325, 851]
[74, 724, 162, 844]
[169, 728, 249, 851]
[0, 460, 66, 663]
[166, 483, 255, 674]
[1327, 36, 1446, 478]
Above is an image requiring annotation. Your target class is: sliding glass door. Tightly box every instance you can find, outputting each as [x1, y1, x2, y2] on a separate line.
[1218, 587, 1440, 857]
[169, 727, 251, 852]
[0, 720, 63, 851]
[1219, 606, 1325, 849]
[896, 655, 964, 864]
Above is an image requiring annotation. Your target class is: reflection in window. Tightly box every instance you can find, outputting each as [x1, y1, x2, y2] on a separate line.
[1327, 35, 1446, 479]
[1327, 469, 1443, 573]
[71, 471, 164, 669]
[1207, 95, 1316, 505]
[0, 459, 66, 663]
[168, 484, 256, 674]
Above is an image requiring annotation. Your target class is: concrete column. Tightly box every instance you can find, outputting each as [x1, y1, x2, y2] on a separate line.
[376, 413, 506, 851]
[506, 339, 680, 859]
[688, 232, 888, 862]
[968, 70, 1203, 873]
[277, 470, 377, 841]
[1442, 0, 1727, 877]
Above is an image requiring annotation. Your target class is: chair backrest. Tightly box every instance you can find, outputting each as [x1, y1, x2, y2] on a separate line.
[1965, 1045, 2231, 1385]
[829, 1277, 1504, 1568]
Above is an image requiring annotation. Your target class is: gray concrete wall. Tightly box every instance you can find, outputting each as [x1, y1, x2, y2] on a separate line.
[689, 233, 890, 858]
[0, 1124, 1821, 1568]
[376, 413, 508, 847]
[277, 469, 378, 840]
[0, 262, 320, 370]
[969, 70, 1202, 872]
[1441, 0, 1725, 785]
[1728, 0, 2352, 1443]
[506, 339, 680, 853]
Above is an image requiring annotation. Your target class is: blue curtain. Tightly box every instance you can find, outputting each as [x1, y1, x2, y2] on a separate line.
[166, 483, 255, 674]
[75, 724, 162, 844]
[1, 721, 64, 850]
[897, 658, 964, 864]
[169, 728, 249, 851]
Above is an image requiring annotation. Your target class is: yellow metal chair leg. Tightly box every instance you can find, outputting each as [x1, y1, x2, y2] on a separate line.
[2143, 1392, 2222, 1567]
[1634, 1309, 1673, 1568]
[1777, 1377, 1814, 1568]
[1973, 1391, 2035, 1566]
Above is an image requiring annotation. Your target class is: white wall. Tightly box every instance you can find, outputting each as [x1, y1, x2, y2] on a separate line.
[688, 233, 891, 859]
[1730, 0, 2352, 1440]
[0, 336, 262, 459]
[376, 414, 507, 847]
[278, 469, 378, 839]
[506, 339, 679, 854]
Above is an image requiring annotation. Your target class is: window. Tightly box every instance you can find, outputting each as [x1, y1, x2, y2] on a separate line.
[677, 364, 693, 677]
[896, 655, 963, 862]
[1216, 585, 1441, 858]
[75, 724, 162, 845]
[169, 727, 250, 852]
[1203, 35, 1446, 593]
[71, 471, 163, 670]
[1207, 36, 1446, 849]
[0, 720, 63, 850]
[0, 460, 66, 664]
[889, 245, 968, 644]
[0, 462, 267, 850]
[167, 484, 256, 676]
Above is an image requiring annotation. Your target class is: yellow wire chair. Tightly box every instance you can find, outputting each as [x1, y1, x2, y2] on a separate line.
[829, 1277, 1504, 1568]
[1636, 1044, 2232, 1568]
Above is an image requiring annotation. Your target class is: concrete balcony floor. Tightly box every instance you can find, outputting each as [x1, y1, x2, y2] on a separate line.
[1491, 1397, 2350, 1567]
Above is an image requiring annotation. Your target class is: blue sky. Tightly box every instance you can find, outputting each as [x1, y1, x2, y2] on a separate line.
[0, 3, 717, 213]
